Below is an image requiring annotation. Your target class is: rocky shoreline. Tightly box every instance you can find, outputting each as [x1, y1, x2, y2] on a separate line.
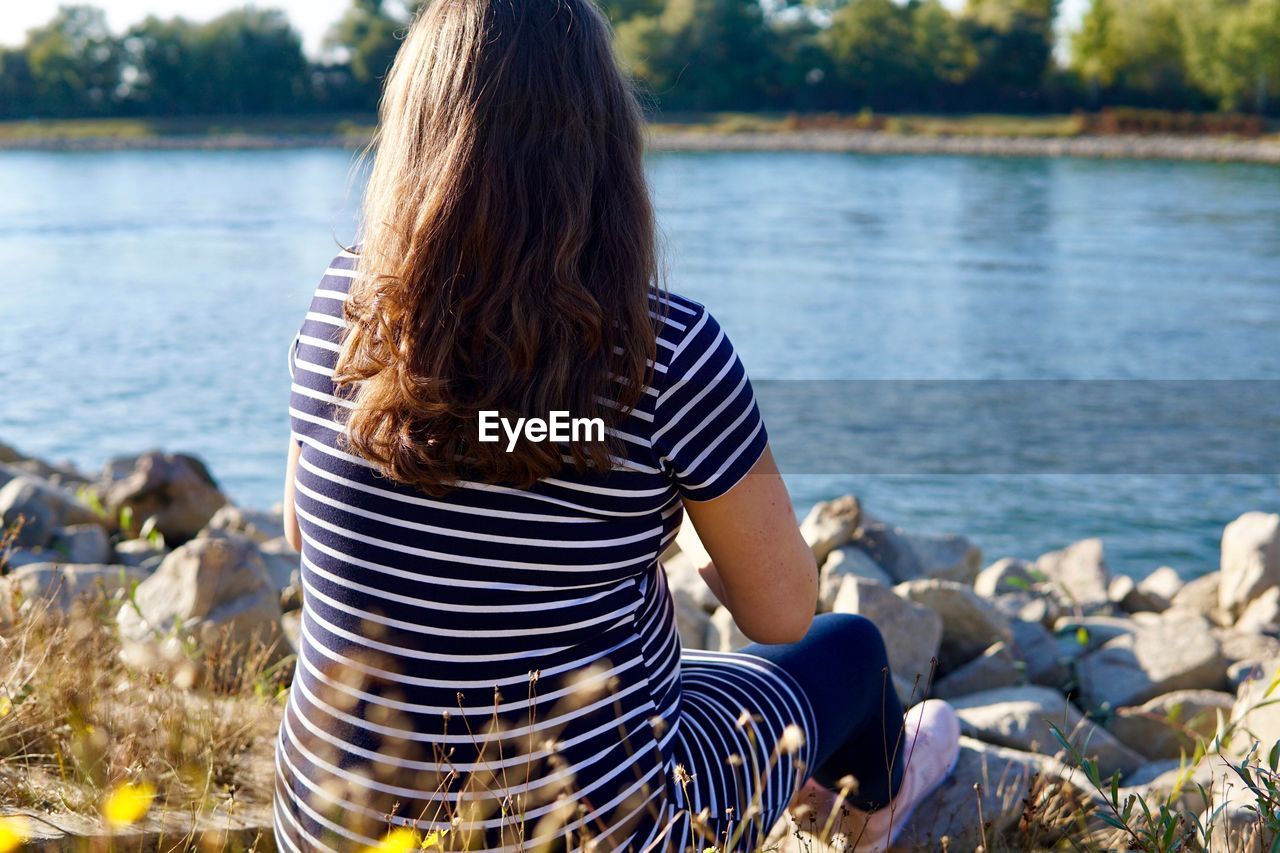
[2, 129, 1279, 164]
[2, 440, 1278, 850]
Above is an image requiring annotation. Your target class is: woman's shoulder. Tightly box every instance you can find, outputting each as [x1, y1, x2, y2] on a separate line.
[648, 288, 735, 374]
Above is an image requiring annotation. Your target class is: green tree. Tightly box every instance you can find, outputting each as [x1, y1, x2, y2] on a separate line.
[614, 0, 781, 111]
[1071, 0, 1200, 108]
[23, 5, 124, 116]
[194, 8, 309, 113]
[912, 0, 978, 89]
[822, 0, 918, 109]
[1180, 0, 1280, 112]
[960, 0, 1059, 109]
[0, 48, 37, 118]
[122, 15, 200, 115]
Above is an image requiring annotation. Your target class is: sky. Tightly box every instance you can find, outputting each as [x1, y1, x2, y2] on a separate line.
[1, 0, 1088, 58]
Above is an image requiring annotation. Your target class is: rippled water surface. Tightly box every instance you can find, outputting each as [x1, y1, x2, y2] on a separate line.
[2, 149, 1277, 575]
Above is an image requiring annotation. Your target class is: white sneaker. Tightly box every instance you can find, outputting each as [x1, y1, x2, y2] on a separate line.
[847, 699, 962, 852]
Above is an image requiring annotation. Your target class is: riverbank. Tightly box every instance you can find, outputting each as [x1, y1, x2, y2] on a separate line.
[2, 439, 1278, 849]
[3, 113, 1280, 164]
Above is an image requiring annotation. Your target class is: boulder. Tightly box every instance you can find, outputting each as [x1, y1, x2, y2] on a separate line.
[672, 593, 711, 651]
[831, 576, 942, 684]
[50, 524, 111, 565]
[707, 606, 750, 652]
[113, 538, 167, 570]
[850, 519, 981, 585]
[258, 537, 300, 595]
[1106, 690, 1235, 761]
[1216, 629, 1280, 671]
[1137, 566, 1183, 609]
[1228, 659, 1280, 761]
[1010, 617, 1071, 689]
[933, 641, 1024, 700]
[894, 579, 1014, 672]
[0, 476, 101, 549]
[1076, 611, 1226, 711]
[116, 531, 284, 669]
[1110, 574, 1177, 614]
[799, 495, 860, 566]
[817, 546, 891, 611]
[950, 685, 1144, 778]
[894, 738, 1084, 851]
[100, 452, 227, 543]
[1034, 538, 1111, 607]
[1235, 586, 1280, 634]
[5, 563, 147, 613]
[662, 551, 721, 614]
[1219, 512, 1280, 617]
[1053, 615, 1138, 655]
[991, 590, 1061, 627]
[1169, 570, 1225, 623]
[974, 557, 1037, 598]
[201, 505, 286, 544]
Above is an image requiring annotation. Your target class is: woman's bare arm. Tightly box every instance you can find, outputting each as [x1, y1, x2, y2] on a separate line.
[681, 446, 817, 645]
[283, 439, 303, 551]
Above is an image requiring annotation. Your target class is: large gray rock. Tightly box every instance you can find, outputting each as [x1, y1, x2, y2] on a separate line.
[707, 605, 750, 652]
[201, 505, 286, 545]
[100, 451, 227, 543]
[1034, 538, 1111, 607]
[895, 579, 1014, 672]
[1106, 690, 1235, 761]
[5, 563, 148, 613]
[817, 546, 891, 611]
[1010, 617, 1071, 688]
[850, 518, 981, 585]
[50, 524, 111, 565]
[1228, 659, 1280, 761]
[973, 557, 1037, 598]
[831, 576, 942, 684]
[799, 495, 860, 566]
[672, 593, 711, 651]
[0, 476, 101, 548]
[1235, 586, 1280, 634]
[895, 738, 1085, 851]
[1219, 512, 1280, 618]
[116, 531, 283, 668]
[1076, 611, 1226, 711]
[257, 536, 300, 595]
[950, 685, 1144, 778]
[933, 641, 1024, 700]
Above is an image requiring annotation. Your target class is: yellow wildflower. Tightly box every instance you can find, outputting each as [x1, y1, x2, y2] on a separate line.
[365, 828, 421, 853]
[0, 816, 29, 853]
[421, 828, 448, 849]
[102, 781, 156, 828]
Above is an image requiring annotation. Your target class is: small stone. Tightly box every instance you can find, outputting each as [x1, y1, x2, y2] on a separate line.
[1076, 611, 1226, 711]
[708, 605, 750, 652]
[5, 563, 147, 613]
[950, 685, 1144, 778]
[201, 505, 286, 544]
[817, 546, 892, 611]
[1106, 690, 1235, 761]
[973, 557, 1037, 598]
[258, 537, 300, 594]
[50, 524, 110, 564]
[1137, 566, 1183, 607]
[113, 538, 168, 570]
[1034, 538, 1111, 607]
[832, 576, 941, 684]
[1052, 615, 1137, 654]
[1169, 570, 1229, 624]
[894, 579, 1014, 672]
[851, 518, 981, 584]
[932, 641, 1023, 700]
[1235, 586, 1280, 634]
[1215, 629, 1280, 670]
[662, 551, 721, 614]
[0, 476, 101, 549]
[1010, 617, 1070, 688]
[991, 591, 1061, 627]
[673, 593, 711, 651]
[1219, 512, 1280, 618]
[799, 495, 861, 565]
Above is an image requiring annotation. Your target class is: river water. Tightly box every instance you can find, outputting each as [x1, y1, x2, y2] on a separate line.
[1, 148, 1277, 576]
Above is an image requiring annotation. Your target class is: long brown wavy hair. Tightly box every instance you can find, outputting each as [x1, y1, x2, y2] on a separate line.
[334, 0, 659, 494]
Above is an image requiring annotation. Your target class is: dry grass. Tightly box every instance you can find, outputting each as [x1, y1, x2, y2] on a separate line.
[0, 580, 286, 849]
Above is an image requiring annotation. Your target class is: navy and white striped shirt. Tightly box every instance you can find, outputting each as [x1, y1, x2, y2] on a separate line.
[274, 251, 817, 852]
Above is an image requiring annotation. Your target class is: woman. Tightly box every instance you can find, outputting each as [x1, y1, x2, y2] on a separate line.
[275, 1, 960, 850]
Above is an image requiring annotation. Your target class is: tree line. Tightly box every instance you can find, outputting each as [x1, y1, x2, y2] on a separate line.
[1, 0, 1278, 121]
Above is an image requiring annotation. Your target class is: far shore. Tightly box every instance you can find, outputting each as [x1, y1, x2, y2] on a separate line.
[2, 113, 1280, 164]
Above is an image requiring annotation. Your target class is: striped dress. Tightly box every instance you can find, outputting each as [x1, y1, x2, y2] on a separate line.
[274, 251, 818, 852]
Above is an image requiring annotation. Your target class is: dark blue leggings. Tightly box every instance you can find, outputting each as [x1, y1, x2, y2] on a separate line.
[740, 613, 906, 812]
